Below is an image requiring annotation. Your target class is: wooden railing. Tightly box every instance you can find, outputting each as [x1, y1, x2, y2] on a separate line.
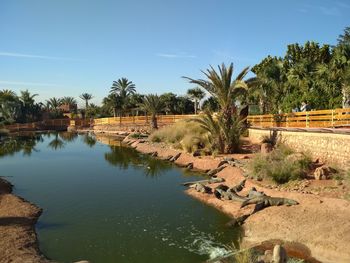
[247, 108, 350, 128]
[4, 119, 71, 132]
[93, 114, 197, 126]
[5, 109, 350, 132]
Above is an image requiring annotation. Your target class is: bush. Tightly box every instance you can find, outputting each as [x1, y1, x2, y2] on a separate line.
[149, 120, 210, 153]
[249, 144, 312, 184]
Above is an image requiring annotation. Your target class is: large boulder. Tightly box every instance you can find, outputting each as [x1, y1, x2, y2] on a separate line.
[314, 165, 333, 180]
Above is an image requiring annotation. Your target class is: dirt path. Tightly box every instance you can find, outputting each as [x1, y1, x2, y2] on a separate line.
[128, 138, 350, 263]
[0, 178, 49, 263]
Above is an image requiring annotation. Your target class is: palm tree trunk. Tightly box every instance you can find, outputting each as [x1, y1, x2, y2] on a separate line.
[85, 100, 88, 109]
[342, 85, 350, 108]
[151, 114, 158, 129]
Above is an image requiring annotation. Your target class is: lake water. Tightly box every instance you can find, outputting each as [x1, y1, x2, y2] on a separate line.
[0, 132, 240, 263]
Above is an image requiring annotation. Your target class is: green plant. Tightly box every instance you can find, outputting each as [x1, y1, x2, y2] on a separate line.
[138, 94, 165, 129]
[183, 63, 256, 153]
[249, 145, 312, 184]
[149, 120, 210, 153]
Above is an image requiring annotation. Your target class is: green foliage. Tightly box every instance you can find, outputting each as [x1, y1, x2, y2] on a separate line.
[250, 27, 350, 112]
[149, 120, 210, 153]
[249, 145, 312, 184]
[187, 87, 205, 114]
[138, 94, 165, 129]
[79, 93, 94, 109]
[184, 63, 254, 153]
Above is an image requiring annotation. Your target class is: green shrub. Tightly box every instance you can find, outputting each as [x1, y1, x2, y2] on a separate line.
[249, 144, 312, 184]
[149, 120, 210, 153]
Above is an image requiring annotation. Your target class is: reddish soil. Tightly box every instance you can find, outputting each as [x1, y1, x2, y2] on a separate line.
[0, 178, 49, 263]
[124, 136, 350, 263]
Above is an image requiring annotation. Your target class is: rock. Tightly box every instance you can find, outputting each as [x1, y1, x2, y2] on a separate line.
[314, 165, 332, 180]
[261, 142, 273, 155]
[74, 261, 90, 263]
[272, 244, 287, 263]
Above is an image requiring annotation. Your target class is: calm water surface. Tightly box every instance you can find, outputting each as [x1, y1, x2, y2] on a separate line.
[0, 132, 240, 263]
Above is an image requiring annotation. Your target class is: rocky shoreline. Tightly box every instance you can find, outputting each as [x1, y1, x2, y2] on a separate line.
[122, 135, 350, 263]
[0, 177, 49, 263]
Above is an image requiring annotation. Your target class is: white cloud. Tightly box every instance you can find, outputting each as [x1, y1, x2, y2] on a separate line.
[0, 51, 83, 61]
[156, 53, 196, 58]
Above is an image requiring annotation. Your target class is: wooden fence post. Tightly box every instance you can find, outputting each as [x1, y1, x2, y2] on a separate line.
[331, 109, 335, 127]
[306, 112, 310, 128]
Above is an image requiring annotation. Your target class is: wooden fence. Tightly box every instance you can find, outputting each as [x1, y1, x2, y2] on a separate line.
[92, 114, 197, 126]
[4, 119, 71, 132]
[5, 109, 350, 132]
[247, 108, 350, 128]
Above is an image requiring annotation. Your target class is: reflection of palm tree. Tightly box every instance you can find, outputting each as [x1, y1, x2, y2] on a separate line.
[143, 157, 169, 178]
[104, 146, 170, 177]
[59, 132, 78, 142]
[48, 133, 65, 150]
[83, 134, 96, 147]
[0, 134, 42, 157]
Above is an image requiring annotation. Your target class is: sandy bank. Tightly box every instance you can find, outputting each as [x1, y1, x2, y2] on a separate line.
[0, 178, 49, 263]
[125, 137, 350, 263]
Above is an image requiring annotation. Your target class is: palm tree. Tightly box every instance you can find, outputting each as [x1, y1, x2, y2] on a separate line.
[19, 90, 38, 122]
[110, 78, 136, 115]
[46, 97, 62, 118]
[79, 93, 93, 109]
[187, 87, 205, 114]
[183, 63, 253, 153]
[102, 94, 122, 117]
[138, 94, 164, 129]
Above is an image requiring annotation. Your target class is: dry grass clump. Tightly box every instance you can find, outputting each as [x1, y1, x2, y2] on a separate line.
[149, 120, 210, 153]
[249, 144, 312, 184]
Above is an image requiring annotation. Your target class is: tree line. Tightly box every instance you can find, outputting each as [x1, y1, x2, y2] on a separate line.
[1, 27, 349, 126]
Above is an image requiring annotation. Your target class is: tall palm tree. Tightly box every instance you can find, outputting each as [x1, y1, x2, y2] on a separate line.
[61, 96, 77, 106]
[79, 93, 93, 109]
[138, 94, 164, 129]
[183, 63, 253, 153]
[19, 90, 39, 122]
[187, 87, 205, 114]
[102, 94, 122, 117]
[110, 78, 136, 115]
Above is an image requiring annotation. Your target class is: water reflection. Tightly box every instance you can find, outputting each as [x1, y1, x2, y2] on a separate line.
[104, 145, 170, 177]
[82, 134, 96, 147]
[48, 133, 65, 150]
[59, 132, 78, 142]
[0, 133, 43, 157]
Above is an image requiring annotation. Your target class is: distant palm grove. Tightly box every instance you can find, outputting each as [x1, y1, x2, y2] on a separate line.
[1, 27, 349, 125]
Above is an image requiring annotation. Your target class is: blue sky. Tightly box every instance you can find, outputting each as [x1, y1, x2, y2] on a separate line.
[1, 0, 350, 106]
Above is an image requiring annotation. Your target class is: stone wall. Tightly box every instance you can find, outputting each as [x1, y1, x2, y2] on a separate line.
[249, 128, 350, 168]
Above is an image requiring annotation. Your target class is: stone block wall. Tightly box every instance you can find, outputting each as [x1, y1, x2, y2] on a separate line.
[249, 128, 350, 168]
